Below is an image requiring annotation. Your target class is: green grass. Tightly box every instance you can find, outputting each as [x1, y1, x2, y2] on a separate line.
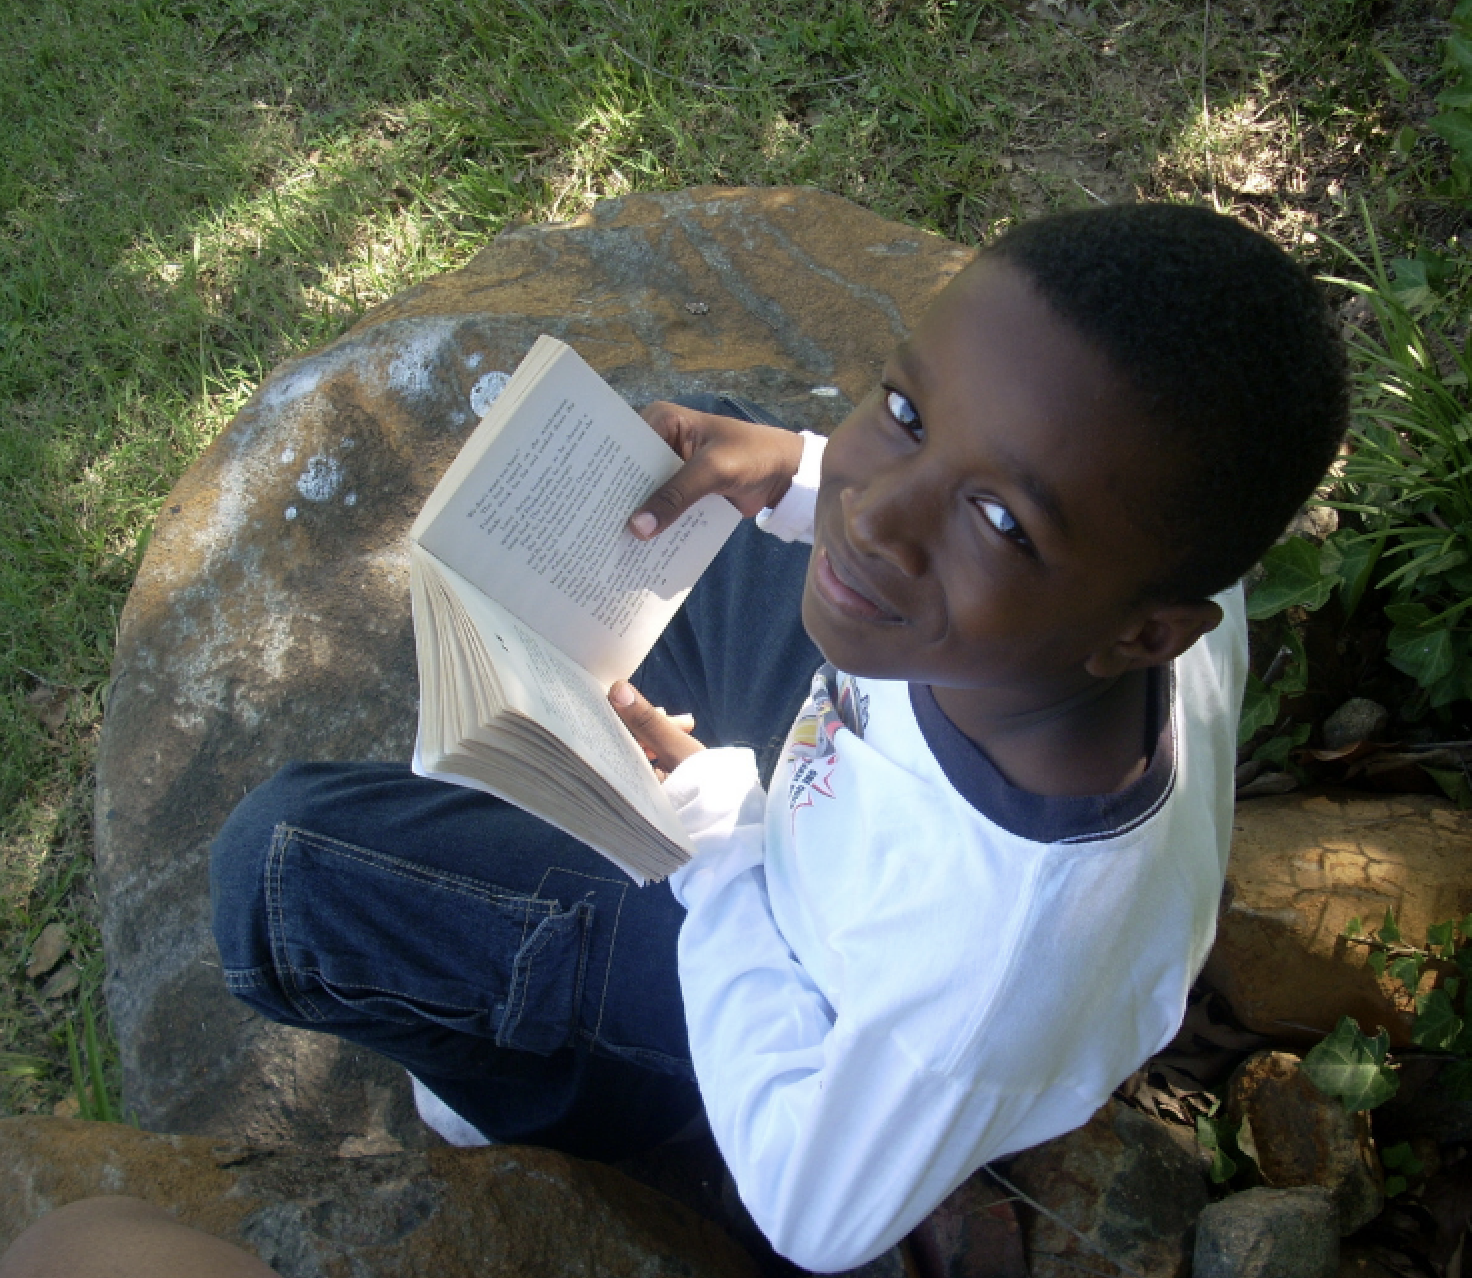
[0, 0, 1455, 1116]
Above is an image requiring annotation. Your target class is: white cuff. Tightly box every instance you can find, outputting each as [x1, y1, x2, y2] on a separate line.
[755, 431, 825, 544]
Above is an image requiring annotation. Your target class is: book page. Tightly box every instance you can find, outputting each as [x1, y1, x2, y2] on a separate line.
[413, 340, 740, 685]
[422, 550, 689, 848]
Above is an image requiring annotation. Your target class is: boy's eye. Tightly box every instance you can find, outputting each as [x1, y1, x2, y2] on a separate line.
[885, 389, 922, 437]
[978, 498, 1030, 549]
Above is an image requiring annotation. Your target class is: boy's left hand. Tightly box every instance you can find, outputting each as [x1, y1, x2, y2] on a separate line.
[609, 682, 706, 779]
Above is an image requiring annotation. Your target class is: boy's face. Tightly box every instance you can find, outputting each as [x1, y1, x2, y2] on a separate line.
[802, 257, 1180, 705]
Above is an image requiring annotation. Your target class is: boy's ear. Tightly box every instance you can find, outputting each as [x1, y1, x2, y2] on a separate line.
[1084, 601, 1224, 679]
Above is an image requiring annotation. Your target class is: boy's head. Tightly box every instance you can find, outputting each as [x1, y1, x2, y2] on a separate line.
[988, 202, 1349, 602]
[803, 202, 1347, 699]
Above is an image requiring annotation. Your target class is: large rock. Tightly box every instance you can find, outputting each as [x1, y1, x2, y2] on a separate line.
[94, 186, 971, 1144]
[1225, 1052, 1382, 1235]
[1203, 792, 1472, 1049]
[0, 1116, 757, 1277]
[1006, 1099, 1210, 1278]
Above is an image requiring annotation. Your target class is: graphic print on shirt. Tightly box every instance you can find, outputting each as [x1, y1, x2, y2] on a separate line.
[783, 665, 869, 828]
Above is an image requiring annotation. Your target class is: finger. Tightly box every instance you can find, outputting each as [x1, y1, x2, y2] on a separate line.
[610, 682, 705, 771]
[667, 713, 696, 734]
[630, 450, 741, 538]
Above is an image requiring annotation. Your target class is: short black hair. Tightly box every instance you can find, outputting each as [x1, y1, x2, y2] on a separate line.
[988, 203, 1349, 602]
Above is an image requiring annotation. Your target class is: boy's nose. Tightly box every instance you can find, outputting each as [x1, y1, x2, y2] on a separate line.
[841, 477, 930, 578]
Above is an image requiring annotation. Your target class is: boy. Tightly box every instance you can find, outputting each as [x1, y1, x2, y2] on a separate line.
[211, 203, 1347, 1271]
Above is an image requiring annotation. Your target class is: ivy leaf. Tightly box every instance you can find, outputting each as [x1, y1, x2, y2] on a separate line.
[1413, 988, 1464, 1050]
[1389, 955, 1425, 993]
[1380, 909, 1403, 946]
[1327, 531, 1384, 618]
[1237, 673, 1281, 746]
[1430, 921, 1457, 954]
[1385, 1174, 1408, 1197]
[1254, 723, 1311, 768]
[1301, 1017, 1399, 1112]
[1383, 602, 1434, 627]
[1388, 623, 1457, 689]
[1275, 630, 1310, 697]
[1248, 538, 1335, 620]
[1382, 1141, 1425, 1175]
[1345, 916, 1364, 939]
[1195, 1115, 1237, 1184]
[1369, 949, 1388, 978]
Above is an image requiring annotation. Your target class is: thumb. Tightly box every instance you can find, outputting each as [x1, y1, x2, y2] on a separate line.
[609, 682, 705, 772]
[628, 470, 698, 540]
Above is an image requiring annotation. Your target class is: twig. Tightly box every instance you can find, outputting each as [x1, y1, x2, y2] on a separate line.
[1074, 180, 1107, 205]
[983, 1165, 1148, 1278]
[609, 40, 864, 94]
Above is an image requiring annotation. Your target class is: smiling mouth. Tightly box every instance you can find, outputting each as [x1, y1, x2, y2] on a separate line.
[814, 546, 904, 624]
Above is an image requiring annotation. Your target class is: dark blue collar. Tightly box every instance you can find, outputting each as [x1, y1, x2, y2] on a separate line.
[908, 667, 1176, 845]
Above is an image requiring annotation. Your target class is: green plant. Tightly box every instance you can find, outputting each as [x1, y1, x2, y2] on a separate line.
[1428, 0, 1472, 202]
[1301, 908, 1472, 1120]
[1242, 213, 1472, 770]
[1380, 1140, 1424, 1198]
[61, 991, 128, 1124]
[1300, 1014, 1400, 1111]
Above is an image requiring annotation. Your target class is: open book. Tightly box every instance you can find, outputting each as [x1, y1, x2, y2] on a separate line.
[409, 337, 742, 883]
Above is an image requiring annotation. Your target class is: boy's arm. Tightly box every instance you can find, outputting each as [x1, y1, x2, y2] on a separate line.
[662, 791, 1038, 1273]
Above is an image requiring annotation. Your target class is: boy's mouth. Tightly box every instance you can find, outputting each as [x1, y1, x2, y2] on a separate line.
[813, 546, 904, 624]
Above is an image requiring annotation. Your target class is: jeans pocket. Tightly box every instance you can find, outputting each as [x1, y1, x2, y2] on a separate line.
[264, 827, 593, 1056]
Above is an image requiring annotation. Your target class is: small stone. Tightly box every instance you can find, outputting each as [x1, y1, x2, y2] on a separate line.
[25, 922, 69, 980]
[1236, 771, 1299, 798]
[1194, 1186, 1338, 1278]
[1235, 760, 1265, 789]
[51, 1096, 80, 1120]
[1283, 507, 1338, 544]
[1226, 1052, 1382, 1234]
[1320, 699, 1389, 752]
[38, 964, 80, 1001]
[684, 301, 709, 314]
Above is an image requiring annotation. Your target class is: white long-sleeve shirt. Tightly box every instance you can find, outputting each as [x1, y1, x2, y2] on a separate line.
[664, 433, 1246, 1272]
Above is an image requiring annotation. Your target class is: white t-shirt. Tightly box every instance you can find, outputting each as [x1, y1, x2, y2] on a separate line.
[664, 433, 1246, 1272]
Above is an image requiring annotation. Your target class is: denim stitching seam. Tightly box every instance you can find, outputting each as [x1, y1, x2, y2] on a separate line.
[265, 823, 324, 1022]
[279, 827, 558, 913]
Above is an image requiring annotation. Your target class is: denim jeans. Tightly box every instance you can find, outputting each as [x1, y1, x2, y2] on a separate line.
[210, 396, 820, 1162]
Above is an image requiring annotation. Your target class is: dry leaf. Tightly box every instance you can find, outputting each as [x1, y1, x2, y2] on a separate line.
[25, 922, 69, 980]
[38, 964, 80, 1001]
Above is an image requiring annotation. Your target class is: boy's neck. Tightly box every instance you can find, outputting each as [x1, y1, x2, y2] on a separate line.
[930, 668, 1153, 798]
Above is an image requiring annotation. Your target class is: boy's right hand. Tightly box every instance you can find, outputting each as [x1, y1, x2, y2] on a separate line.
[629, 402, 806, 540]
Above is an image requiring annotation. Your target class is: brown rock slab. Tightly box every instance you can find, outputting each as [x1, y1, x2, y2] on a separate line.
[1226, 1052, 1382, 1235]
[0, 1115, 757, 1278]
[93, 186, 971, 1145]
[1007, 1099, 1209, 1278]
[1203, 791, 1472, 1049]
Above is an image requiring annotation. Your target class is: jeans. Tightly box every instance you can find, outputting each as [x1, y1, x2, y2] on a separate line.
[210, 396, 820, 1162]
